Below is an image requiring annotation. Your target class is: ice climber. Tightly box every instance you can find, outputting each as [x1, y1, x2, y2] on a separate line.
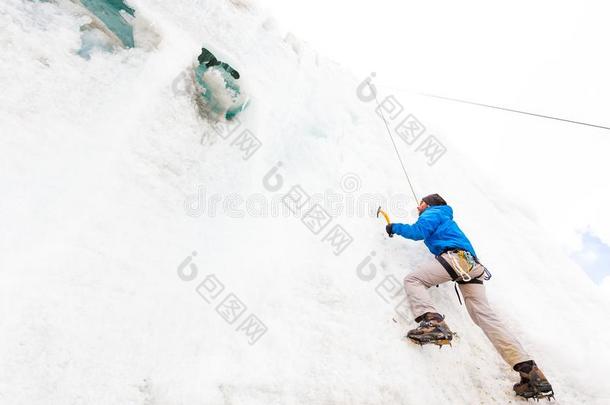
[386, 193, 554, 401]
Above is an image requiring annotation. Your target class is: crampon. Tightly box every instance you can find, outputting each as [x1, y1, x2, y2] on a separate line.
[405, 312, 454, 349]
[407, 333, 453, 348]
[513, 361, 555, 401]
[515, 386, 555, 402]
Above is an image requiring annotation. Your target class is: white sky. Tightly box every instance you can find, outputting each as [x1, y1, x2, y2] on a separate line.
[255, 0, 610, 273]
[256, 0, 610, 120]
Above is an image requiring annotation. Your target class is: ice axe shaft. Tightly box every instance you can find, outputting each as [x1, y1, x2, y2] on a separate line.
[376, 207, 391, 224]
[377, 206, 393, 238]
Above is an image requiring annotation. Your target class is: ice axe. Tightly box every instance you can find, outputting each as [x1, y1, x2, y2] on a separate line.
[376, 206, 393, 238]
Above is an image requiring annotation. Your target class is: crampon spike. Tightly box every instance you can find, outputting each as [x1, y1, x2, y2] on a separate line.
[519, 390, 555, 402]
[407, 335, 453, 348]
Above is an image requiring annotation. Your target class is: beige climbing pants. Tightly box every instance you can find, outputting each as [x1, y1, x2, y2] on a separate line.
[404, 254, 530, 367]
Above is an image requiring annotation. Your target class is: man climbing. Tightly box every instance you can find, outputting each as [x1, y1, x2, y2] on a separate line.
[386, 193, 554, 401]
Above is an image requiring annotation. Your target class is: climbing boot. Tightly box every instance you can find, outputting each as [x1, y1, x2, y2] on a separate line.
[407, 312, 453, 347]
[513, 360, 554, 401]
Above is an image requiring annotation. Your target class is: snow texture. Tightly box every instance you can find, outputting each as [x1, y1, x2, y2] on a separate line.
[1, 1, 609, 404]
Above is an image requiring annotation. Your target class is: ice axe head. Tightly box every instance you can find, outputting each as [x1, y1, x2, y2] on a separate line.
[377, 206, 393, 238]
[377, 206, 391, 224]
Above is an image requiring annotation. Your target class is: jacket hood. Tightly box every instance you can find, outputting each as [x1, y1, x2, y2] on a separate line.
[424, 204, 453, 219]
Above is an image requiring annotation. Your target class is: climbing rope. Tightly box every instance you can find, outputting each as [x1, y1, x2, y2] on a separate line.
[421, 93, 610, 131]
[370, 84, 420, 206]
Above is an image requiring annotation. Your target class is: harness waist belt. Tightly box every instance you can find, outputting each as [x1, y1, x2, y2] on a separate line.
[435, 254, 483, 285]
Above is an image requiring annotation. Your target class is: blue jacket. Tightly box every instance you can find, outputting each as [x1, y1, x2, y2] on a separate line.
[391, 205, 477, 257]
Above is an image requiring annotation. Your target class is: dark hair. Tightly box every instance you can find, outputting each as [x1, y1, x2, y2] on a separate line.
[422, 193, 447, 207]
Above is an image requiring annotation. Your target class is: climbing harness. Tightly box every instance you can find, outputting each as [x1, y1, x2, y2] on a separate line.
[436, 249, 492, 305]
[446, 250, 477, 282]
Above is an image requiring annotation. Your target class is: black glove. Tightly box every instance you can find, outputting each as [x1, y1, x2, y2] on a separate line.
[386, 224, 394, 237]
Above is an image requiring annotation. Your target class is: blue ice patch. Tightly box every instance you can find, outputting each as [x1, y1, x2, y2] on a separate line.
[80, 0, 135, 48]
[194, 64, 248, 121]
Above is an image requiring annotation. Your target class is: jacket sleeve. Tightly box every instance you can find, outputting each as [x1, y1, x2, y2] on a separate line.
[391, 211, 441, 241]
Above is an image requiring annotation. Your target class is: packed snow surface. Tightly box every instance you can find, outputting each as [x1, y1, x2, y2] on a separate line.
[1, 1, 609, 404]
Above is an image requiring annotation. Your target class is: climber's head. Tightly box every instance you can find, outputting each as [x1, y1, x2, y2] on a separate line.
[417, 200, 428, 214]
[418, 193, 447, 214]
